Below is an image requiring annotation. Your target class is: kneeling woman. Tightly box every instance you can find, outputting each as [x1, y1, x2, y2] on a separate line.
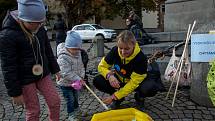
[93, 30, 158, 110]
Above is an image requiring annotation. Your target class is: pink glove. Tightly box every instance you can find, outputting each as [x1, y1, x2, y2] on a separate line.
[70, 80, 83, 90]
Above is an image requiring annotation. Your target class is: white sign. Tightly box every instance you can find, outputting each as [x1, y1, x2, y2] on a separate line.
[191, 34, 215, 62]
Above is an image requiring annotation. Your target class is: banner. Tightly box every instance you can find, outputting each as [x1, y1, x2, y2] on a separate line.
[191, 34, 215, 62]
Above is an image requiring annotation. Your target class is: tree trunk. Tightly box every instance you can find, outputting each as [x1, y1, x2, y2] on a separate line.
[135, 0, 142, 22]
[95, 14, 101, 24]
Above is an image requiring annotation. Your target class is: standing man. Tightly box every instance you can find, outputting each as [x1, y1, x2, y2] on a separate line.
[0, 0, 61, 120]
[129, 10, 143, 29]
[53, 13, 67, 46]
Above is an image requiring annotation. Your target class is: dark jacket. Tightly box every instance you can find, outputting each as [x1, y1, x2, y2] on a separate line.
[0, 12, 60, 97]
[98, 43, 147, 99]
[53, 18, 67, 46]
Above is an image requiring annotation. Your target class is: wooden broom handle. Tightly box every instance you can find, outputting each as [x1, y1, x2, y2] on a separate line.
[83, 83, 109, 110]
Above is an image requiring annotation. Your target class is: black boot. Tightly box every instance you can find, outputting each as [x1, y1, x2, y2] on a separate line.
[109, 98, 125, 109]
[134, 93, 145, 111]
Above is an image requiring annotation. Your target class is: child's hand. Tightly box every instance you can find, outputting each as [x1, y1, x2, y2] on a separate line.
[55, 72, 61, 81]
[80, 80, 86, 85]
[71, 80, 83, 90]
[12, 95, 24, 106]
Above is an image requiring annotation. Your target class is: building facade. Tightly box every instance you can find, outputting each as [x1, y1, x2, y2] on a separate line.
[164, 0, 215, 32]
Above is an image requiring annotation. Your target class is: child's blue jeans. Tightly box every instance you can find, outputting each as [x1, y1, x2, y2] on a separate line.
[60, 86, 79, 114]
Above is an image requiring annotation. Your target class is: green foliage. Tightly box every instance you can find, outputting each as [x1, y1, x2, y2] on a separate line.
[0, 0, 17, 10]
[56, 0, 158, 26]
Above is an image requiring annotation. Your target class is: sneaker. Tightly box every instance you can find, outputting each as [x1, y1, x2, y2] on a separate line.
[68, 113, 79, 121]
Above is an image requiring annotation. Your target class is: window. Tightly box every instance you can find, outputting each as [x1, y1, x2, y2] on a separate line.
[75, 26, 84, 30]
[92, 24, 104, 29]
[84, 25, 95, 30]
[161, 4, 165, 13]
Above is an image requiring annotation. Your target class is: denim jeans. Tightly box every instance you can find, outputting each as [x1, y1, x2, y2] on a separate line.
[60, 86, 79, 114]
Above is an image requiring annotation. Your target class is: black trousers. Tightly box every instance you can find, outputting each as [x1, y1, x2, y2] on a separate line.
[93, 74, 158, 100]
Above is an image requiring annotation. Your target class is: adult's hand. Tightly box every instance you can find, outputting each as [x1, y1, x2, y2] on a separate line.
[102, 96, 113, 104]
[102, 94, 118, 104]
[108, 75, 120, 89]
[12, 95, 24, 106]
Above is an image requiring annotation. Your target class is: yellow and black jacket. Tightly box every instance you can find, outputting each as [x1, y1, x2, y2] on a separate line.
[98, 43, 147, 99]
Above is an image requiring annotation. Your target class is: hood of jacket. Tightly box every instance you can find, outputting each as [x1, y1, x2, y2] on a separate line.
[1, 11, 22, 31]
[118, 42, 141, 64]
[57, 43, 69, 57]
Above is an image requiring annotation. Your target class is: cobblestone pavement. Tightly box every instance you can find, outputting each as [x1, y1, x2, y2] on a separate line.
[0, 41, 215, 121]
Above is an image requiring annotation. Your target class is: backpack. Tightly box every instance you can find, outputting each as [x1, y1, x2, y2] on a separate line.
[147, 61, 166, 93]
[130, 25, 153, 45]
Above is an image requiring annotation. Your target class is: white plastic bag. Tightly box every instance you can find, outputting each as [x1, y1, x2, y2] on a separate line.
[164, 47, 191, 86]
[164, 48, 180, 81]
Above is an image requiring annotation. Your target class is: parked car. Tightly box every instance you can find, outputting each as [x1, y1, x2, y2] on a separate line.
[71, 24, 117, 42]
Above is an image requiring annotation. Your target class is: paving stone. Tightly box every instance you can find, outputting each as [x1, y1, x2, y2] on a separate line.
[88, 104, 96, 110]
[208, 108, 215, 111]
[184, 101, 195, 106]
[179, 103, 186, 107]
[202, 110, 211, 114]
[172, 119, 182, 121]
[0, 106, 4, 112]
[159, 114, 169, 119]
[81, 104, 89, 109]
[155, 119, 163, 121]
[177, 113, 185, 118]
[177, 106, 186, 110]
[182, 119, 193, 121]
[184, 110, 194, 114]
[187, 106, 196, 110]
[173, 110, 183, 114]
[194, 110, 202, 114]
[210, 110, 215, 116]
[184, 113, 193, 118]
[193, 114, 202, 119]
[164, 109, 173, 115]
[193, 119, 202, 121]
[83, 99, 93, 105]
[153, 108, 164, 114]
[169, 114, 179, 118]
[196, 106, 207, 110]
[202, 114, 214, 120]
[149, 113, 159, 119]
[0, 113, 3, 118]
